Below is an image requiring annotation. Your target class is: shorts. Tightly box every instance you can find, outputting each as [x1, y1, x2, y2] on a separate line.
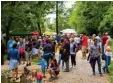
[82, 46, 87, 53]
[9, 60, 19, 70]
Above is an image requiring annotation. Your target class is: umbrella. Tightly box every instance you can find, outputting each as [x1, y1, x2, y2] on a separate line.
[31, 32, 39, 35]
[44, 31, 54, 35]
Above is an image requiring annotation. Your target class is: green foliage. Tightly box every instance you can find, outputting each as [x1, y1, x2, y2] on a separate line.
[109, 61, 113, 83]
[1, 1, 56, 33]
[45, 1, 73, 33]
[69, 1, 113, 36]
[32, 58, 40, 64]
[58, 2, 72, 31]
[111, 39, 113, 52]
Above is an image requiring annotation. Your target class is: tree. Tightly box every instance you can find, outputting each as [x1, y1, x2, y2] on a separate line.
[99, 4, 113, 37]
[69, 1, 113, 36]
[1, 1, 55, 43]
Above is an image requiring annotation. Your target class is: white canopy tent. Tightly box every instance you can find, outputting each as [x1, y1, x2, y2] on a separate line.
[60, 29, 77, 34]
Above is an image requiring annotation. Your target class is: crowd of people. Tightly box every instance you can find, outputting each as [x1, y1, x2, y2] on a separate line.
[3, 32, 113, 82]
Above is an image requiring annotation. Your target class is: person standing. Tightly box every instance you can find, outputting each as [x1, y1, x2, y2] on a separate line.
[90, 38, 102, 76]
[103, 38, 112, 73]
[102, 33, 108, 60]
[18, 38, 25, 64]
[7, 37, 16, 60]
[70, 39, 77, 68]
[63, 38, 70, 72]
[81, 33, 88, 59]
[8, 44, 20, 81]
[43, 40, 52, 68]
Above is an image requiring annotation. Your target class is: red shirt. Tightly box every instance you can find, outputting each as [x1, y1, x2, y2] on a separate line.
[82, 35, 88, 47]
[102, 35, 108, 45]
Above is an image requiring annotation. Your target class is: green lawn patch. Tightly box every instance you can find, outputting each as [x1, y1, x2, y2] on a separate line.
[109, 61, 113, 83]
[32, 58, 40, 64]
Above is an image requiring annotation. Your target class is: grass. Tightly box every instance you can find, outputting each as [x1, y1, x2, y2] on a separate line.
[32, 57, 40, 64]
[109, 61, 113, 83]
[109, 39, 113, 83]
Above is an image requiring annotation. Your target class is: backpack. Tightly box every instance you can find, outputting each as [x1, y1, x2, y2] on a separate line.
[19, 46, 24, 55]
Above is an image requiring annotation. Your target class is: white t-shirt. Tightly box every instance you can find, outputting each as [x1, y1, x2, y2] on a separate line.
[74, 37, 80, 44]
[105, 51, 112, 56]
[88, 39, 94, 50]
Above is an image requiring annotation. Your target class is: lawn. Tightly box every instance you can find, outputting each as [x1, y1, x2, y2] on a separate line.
[32, 57, 40, 64]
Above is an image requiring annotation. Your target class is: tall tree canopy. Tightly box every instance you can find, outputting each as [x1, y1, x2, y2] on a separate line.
[1, 1, 55, 33]
[69, 1, 113, 36]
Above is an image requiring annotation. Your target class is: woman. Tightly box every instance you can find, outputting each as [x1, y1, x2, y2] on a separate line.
[58, 39, 65, 69]
[18, 38, 25, 64]
[70, 39, 77, 68]
[48, 58, 60, 80]
[103, 38, 112, 73]
[9, 44, 20, 81]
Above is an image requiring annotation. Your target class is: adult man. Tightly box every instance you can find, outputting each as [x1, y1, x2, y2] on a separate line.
[90, 38, 102, 76]
[81, 33, 88, 59]
[43, 40, 52, 68]
[7, 37, 16, 60]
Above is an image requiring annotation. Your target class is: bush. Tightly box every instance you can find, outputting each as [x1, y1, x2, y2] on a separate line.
[109, 61, 113, 83]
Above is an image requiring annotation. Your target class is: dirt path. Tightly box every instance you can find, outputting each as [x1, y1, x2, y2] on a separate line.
[48, 50, 109, 83]
[1, 50, 109, 83]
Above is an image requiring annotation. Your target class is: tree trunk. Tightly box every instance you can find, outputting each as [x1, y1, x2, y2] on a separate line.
[6, 17, 13, 47]
[38, 22, 42, 37]
[56, 1, 59, 35]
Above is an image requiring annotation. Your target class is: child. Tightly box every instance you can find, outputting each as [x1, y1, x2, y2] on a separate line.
[38, 54, 47, 78]
[36, 72, 43, 83]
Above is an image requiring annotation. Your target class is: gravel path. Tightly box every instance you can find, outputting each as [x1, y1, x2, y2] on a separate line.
[1, 50, 109, 83]
[47, 50, 109, 83]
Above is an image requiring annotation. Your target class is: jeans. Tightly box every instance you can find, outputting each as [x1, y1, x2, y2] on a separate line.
[90, 56, 102, 74]
[64, 59, 69, 71]
[103, 55, 111, 71]
[102, 45, 106, 60]
[71, 54, 76, 66]
[58, 54, 61, 65]
[43, 53, 52, 68]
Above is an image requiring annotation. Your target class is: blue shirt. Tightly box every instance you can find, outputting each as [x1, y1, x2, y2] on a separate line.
[40, 58, 47, 70]
[70, 43, 75, 54]
[7, 40, 13, 50]
[9, 49, 20, 61]
[7, 40, 16, 50]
